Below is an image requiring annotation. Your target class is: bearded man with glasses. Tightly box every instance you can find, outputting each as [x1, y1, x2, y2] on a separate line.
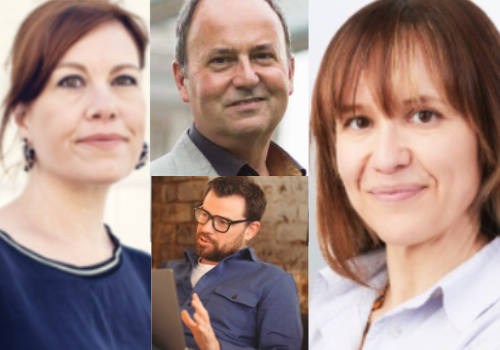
[160, 177, 303, 350]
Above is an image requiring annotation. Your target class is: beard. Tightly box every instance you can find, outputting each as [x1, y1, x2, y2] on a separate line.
[195, 231, 245, 262]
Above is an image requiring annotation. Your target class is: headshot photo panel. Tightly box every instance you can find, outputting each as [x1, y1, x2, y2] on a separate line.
[0, 1, 151, 349]
[309, 1, 500, 350]
[150, 0, 308, 176]
[151, 176, 308, 350]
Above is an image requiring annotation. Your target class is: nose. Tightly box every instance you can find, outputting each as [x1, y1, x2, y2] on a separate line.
[370, 122, 411, 174]
[85, 86, 117, 120]
[200, 218, 217, 235]
[232, 58, 259, 89]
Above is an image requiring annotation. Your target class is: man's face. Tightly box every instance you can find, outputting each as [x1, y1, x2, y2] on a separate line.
[196, 191, 251, 264]
[175, 0, 294, 143]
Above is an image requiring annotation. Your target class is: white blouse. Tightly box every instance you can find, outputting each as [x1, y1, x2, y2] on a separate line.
[310, 237, 500, 350]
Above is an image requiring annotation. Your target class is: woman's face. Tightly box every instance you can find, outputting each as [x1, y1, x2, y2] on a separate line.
[336, 51, 481, 247]
[19, 21, 145, 185]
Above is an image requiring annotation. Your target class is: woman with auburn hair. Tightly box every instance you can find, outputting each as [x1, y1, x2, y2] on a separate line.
[0, 1, 150, 349]
[310, 0, 500, 349]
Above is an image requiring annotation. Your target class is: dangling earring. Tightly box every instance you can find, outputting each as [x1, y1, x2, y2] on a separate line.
[135, 142, 148, 170]
[23, 138, 35, 172]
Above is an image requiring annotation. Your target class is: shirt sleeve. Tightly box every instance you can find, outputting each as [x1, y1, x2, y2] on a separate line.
[218, 273, 303, 350]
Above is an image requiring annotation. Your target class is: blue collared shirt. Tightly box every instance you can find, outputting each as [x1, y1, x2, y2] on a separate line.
[161, 247, 303, 350]
[310, 237, 500, 350]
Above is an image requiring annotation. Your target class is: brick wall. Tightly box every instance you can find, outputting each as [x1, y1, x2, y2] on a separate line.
[151, 176, 309, 314]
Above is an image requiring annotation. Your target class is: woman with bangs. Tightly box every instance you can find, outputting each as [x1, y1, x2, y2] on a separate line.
[0, 1, 150, 349]
[310, 0, 500, 349]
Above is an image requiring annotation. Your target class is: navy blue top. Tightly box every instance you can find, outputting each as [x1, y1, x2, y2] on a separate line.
[0, 227, 151, 350]
[161, 247, 303, 350]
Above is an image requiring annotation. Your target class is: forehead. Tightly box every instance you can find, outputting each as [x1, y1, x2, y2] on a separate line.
[58, 21, 140, 68]
[342, 44, 449, 117]
[202, 191, 246, 219]
[187, 0, 286, 55]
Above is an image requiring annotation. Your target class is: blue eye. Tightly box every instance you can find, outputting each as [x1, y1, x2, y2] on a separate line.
[411, 110, 440, 124]
[113, 75, 137, 86]
[58, 76, 84, 89]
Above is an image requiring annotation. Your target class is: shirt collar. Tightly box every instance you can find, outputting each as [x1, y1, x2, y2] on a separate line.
[188, 123, 305, 176]
[438, 237, 500, 331]
[183, 246, 260, 268]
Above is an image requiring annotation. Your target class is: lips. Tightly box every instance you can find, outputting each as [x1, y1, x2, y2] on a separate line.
[227, 97, 265, 107]
[197, 234, 213, 245]
[368, 184, 426, 202]
[77, 133, 127, 148]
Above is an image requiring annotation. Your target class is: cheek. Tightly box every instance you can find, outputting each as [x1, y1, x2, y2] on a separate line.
[336, 137, 365, 189]
[190, 73, 225, 102]
[429, 129, 480, 198]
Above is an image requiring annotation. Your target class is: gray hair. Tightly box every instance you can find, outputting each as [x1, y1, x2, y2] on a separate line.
[175, 0, 291, 71]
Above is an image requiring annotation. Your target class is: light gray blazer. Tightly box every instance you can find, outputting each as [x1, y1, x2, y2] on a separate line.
[150, 129, 219, 176]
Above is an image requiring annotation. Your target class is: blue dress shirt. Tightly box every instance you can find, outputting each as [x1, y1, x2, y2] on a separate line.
[161, 247, 303, 350]
[310, 237, 500, 350]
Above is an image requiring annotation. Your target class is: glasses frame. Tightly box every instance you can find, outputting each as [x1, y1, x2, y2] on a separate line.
[193, 204, 251, 233]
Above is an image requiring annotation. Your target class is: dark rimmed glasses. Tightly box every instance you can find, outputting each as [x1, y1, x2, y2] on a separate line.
[193, 204, 251, 233]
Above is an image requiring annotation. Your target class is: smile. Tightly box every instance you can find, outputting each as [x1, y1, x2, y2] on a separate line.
[368, 185, 426, 203]
[228, 97, 265, 109]
[77, 133, 127, 148]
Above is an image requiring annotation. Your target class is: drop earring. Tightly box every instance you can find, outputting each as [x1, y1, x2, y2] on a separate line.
[23, 138, 35, 172]
[135, 142, 148, 170]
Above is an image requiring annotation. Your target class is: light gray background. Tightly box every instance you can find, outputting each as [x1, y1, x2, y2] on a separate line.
[308, 0, 500, 297]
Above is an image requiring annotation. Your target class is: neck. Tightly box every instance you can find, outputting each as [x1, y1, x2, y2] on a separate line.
[383, 217, 487, 310]
[199, 258, 218, 265]
[198, 126, 273, 175]
[13, 168, 109, 243]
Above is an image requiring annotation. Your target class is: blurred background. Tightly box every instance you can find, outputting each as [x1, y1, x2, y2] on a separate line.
[0, 0, 150, 253]
[151, 176, 308, 347]
[150, 0, 309, 172]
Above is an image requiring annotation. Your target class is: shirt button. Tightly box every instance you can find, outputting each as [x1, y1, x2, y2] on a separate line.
[184, 276, 188, 281]
[187, 302, 192, 307]
[389, 327, 402, 339]
[232, 294, 237, 299]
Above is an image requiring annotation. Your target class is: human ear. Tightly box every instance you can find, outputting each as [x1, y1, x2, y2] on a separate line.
[243, 221, 261, 241]
[287, 55, 295, 96]
[13, 104, 31, 139]
[173, 60, 190, 103]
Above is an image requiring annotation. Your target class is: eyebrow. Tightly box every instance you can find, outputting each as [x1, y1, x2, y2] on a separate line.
[252, 43, 277, 52]
[206, 48, 238, 57]
[339, 94, 447, 115]
[55, 62, 140, 74]
[206, 43, 278, 57]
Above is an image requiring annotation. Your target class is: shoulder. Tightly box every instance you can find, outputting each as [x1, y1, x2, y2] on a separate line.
[150, 130, 217, 176]
[120, 245, 151, 279]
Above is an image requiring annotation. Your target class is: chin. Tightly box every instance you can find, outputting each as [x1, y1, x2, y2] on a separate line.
[371, 220, 435, 248]
[65, 164, 134, 186]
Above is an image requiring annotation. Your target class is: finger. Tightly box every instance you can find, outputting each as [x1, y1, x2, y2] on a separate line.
[181, 309, 197, 330]
[194, 313, 212, 335]
[191, 294, 210, 320]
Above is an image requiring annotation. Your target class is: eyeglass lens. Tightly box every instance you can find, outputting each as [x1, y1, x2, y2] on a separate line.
[194, 208, 230, 232]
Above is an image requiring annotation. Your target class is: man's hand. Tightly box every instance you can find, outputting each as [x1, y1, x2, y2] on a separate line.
[181, 293, 221, 350]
